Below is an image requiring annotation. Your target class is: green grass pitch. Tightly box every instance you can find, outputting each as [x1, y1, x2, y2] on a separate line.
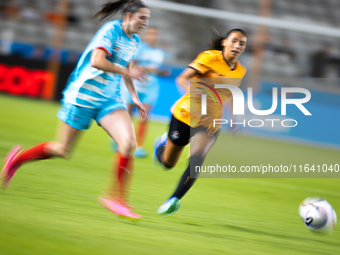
[0, 94, 339, 255]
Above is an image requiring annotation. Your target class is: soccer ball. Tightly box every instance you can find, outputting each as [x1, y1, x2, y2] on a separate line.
[299, 197, 337, 233]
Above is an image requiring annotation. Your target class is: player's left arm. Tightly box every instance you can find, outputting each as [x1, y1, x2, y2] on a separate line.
[122, 64, 147, 121]
[135, 51, 170, 76]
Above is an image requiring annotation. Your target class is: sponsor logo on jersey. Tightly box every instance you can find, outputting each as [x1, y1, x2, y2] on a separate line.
[170, 131, 180, 140]
[180, 108, 188, 117]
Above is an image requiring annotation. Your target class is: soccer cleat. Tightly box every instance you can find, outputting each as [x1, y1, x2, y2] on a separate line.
[134, 147, 148, 158]
[1, 145, 23, 189]
[157, 196, 181, 216]
[153, 132, 168, 165]
[99, 196, 142, 221]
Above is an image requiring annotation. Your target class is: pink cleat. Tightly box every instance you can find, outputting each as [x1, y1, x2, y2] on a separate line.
[99, 196, 142, 221]
[1, 145, 23, 189]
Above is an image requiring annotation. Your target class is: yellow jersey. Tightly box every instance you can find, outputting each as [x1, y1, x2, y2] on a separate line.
[172, 50, 246, 132]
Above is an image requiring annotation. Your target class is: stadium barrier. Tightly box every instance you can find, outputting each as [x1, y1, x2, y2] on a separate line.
[1, 55, 339, 148]
[0, 54, 75, 101]
[154, 76, 340, 149]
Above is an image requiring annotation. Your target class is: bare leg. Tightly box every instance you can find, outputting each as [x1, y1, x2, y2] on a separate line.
[157, 131, 217, 215]
[189, 131, 216, 158]
[1, 121, 81, 188]
[99, 109, 136, 202]
[171, 131, 216, 199]
[161, 138, 185, 169]
[48, 121, 82, 158]
[100, 109, 136, 156]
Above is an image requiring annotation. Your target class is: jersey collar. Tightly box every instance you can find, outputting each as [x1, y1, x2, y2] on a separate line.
[220, 50, 238, 71]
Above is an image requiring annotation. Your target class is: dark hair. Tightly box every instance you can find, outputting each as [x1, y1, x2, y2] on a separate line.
[93, 0, 148, 22]
[210, 28, 247, 51]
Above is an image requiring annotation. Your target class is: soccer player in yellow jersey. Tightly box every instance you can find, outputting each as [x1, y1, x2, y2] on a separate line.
[154, 29, 247, 216]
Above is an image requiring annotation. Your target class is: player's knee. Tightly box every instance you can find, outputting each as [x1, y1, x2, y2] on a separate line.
[119, 138, 136, 155]
[48, 143, 69, 158]
[162, 160, 176, 169]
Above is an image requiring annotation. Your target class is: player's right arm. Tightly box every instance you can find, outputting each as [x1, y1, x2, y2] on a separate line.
[176, 68, 198, 90]
[90, 48, 125, 75]
[90, 21, 146, 80]
[122, 64, 147, 121]
[90, 49, 147, 120]
[91, 49, 146, 80]
[176, 51, 214, 89]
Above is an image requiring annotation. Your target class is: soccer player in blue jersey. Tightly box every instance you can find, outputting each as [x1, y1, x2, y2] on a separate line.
[122, 26, 170, 157]
[1, 0, 150, 220]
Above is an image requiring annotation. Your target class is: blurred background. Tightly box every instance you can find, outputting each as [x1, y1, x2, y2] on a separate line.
[1, 2, 340, 254]
[1, 0, 340, 147]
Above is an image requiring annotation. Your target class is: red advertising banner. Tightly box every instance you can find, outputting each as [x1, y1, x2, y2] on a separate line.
[0, 63, 55, 100]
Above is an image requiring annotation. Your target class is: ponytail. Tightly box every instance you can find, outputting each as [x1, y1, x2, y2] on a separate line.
[210, 27, 224, 51]
[93, 0, 148, 22]
[210, 28, 247, 51]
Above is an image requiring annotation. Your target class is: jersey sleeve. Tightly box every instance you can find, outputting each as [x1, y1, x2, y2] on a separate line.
[188, 51, 215, 74]
[241, 64, 247, 75]
[133, 43, 144, 63]
[92, 22, 118, 57]
[132, 38, 142, 61]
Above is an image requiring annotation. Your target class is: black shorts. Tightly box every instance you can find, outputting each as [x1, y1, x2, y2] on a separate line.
[168, 115, 219, 146]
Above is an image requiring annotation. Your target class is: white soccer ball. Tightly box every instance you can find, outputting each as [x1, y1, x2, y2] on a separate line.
[299, 197, 337, 233]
